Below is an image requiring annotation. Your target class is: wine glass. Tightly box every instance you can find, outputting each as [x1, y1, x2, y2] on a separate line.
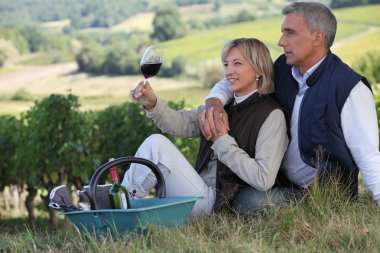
[140, 45, 163, 85]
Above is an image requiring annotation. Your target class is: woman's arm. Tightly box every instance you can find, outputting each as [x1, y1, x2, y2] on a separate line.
[145, 98, 202, 138]
[130, 81, 201, 138]
[211, 109, 288, 191]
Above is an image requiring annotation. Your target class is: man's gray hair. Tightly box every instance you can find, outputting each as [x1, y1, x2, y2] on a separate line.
[282, 2, 337, 49]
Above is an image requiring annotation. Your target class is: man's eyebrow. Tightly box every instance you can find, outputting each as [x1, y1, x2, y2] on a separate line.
[282, 27, 296, 33]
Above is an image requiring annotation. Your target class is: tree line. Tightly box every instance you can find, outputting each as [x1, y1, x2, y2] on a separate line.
[0, 0, 214, 29]
[0, 94, 199, 226]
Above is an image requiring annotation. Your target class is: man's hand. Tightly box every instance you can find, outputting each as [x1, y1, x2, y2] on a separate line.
[199, 98, 229, 140]
[130, 81, 157, 110]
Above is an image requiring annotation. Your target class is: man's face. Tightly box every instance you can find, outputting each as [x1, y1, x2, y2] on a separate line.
[278, 12, 318, 74]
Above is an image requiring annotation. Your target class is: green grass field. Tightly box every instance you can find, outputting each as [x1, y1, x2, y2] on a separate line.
[334, 30, 380, 65]
[334, 4, 380, 26]
[161, 5, 380, 64]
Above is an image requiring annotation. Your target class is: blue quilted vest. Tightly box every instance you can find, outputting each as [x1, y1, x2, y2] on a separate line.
[274, 51, 371, 198]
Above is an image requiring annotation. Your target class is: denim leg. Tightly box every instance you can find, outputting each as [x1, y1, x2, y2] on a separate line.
[232, 187, 304, 214]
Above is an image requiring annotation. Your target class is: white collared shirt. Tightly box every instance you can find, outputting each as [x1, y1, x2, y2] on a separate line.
[281, 58, 325, 187]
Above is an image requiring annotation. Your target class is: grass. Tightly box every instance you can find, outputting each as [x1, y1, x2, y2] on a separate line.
[1, 182, 379, 252]
[111, 12, 154, 33]
[161, 17, 285, 64]
[0, 87, 209, 116]
[333, 30, 380, 65]
[160, 4, 380, 65]
[334, 4, 380, 26]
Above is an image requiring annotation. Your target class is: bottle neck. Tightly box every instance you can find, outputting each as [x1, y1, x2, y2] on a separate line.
[110, 167, 119, 183]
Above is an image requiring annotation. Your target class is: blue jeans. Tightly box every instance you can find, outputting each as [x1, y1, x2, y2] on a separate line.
[232, 187, 305, 214]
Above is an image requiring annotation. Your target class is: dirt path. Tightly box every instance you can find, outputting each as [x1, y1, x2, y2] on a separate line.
[0, 62, 198, 97]
[0, 61, 199, 114]
[332, 26, 380, 49]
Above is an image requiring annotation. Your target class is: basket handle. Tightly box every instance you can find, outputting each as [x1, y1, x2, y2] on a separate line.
[88, 156, 166, 210]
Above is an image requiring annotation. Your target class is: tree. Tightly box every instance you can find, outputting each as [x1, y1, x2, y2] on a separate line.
[0, 116, 18, 191]
[151, 4, 185, 42]
[236, 10, 255, 23]
[103, 43, 140, 75]
[14, 94, 93, 225]
[20, 26, 47, 52]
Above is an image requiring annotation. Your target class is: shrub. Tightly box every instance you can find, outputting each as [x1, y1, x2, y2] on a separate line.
[151, 4, 185, 42]
[92, 100, 199, 165]
[159, 55, 188, 77]
[353, 51, 380, 85]
[76, 44, 107, 74]
[198, 59, 224, 89]
[0, 39, 18, 67]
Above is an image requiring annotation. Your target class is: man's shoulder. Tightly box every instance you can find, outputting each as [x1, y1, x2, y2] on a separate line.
[274, 54, 291, 76]
[274, 54, 287, 67]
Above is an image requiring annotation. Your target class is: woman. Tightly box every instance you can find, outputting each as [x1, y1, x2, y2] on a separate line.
[122, 38, 288, 217]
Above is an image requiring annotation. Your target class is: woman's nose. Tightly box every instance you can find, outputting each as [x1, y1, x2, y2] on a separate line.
[225, 65, 234, 76]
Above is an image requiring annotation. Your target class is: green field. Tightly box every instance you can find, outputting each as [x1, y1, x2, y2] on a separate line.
[334, 4, 380, 25]
[160, 5, 380, 66]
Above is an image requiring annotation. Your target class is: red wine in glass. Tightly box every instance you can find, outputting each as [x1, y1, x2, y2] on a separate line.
[140, 46, 162, 84]
[141, 62, 162, 79]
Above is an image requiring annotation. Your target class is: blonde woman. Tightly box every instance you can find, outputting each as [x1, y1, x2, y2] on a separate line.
[122, 38, 288, 216]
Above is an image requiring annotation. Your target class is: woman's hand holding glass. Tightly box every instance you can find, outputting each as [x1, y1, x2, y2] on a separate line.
[130, 81, 157, 110]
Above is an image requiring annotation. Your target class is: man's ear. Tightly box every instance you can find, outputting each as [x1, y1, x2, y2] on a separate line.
[313, 30, 325, 47]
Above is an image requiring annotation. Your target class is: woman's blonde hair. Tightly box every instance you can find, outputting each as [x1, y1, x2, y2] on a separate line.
[221, 38, 274, 95]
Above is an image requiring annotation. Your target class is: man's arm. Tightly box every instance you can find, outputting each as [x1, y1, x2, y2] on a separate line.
[205, 79, 234, 105]
[201, 79, 234, 139]
[341, 81, 380, 207]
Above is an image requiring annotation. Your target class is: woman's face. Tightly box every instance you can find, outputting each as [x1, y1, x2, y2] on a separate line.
[224, 47, 259, 97]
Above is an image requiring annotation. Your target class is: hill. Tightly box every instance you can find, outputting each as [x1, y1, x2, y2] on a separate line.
[161, 4, 380, 64]
[0, 4, 379, 115]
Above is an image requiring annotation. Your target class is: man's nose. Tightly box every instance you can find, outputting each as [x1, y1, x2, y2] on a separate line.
[278, 34, 285, 47]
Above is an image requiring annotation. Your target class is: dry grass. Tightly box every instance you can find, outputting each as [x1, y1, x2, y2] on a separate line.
[111, 12, 154, 33]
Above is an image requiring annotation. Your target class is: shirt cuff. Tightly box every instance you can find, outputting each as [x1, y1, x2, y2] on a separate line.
[205, 93, 229, 106]
[211, 134, 237, 155]
[145, 98, 165, 119]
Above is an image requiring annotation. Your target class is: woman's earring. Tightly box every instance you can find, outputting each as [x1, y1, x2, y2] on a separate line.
[256, 76, 261, 80]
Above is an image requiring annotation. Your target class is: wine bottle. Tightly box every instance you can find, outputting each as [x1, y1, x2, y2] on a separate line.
[108, 160, 130, 209]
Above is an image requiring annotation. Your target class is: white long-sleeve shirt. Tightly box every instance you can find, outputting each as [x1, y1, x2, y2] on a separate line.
[207, 77, 380, 205]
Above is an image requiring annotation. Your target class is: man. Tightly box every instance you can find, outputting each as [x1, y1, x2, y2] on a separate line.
[201, 2, 380, 212]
